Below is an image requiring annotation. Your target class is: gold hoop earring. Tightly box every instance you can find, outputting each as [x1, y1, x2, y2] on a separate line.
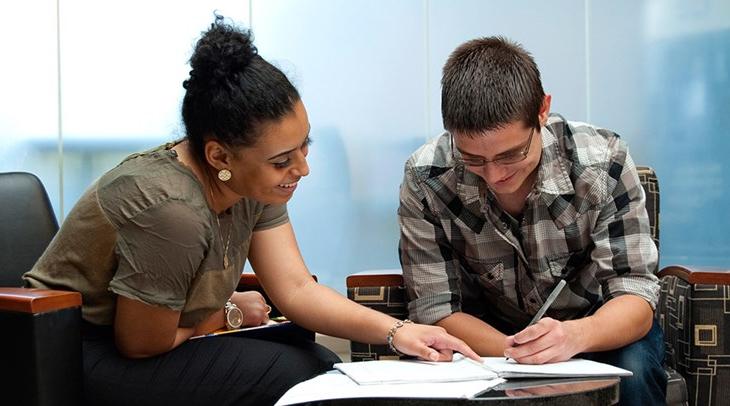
[218, 169, 232, 182]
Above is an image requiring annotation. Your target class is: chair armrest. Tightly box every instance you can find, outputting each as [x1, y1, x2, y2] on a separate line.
[657, 264, 730, 405]
[658, 265, 730, 284]
[0, 288, 83, 404]
[238, 273, 318, 291]
[0, 287, 82, 314]
[238, 273, 264, 291]
[346, 270, 407, 361]
[346, 269, 404, 288]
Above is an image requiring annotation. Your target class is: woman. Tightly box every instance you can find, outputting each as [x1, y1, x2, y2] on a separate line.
[23, 17, 478, 406]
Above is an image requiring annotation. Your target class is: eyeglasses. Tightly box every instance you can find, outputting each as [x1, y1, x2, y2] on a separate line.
[451, 127, 535, 167]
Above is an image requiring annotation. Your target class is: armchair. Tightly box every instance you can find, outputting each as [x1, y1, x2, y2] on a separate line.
[0, 172, 306, 406]
[0, 172, 83, 406]
[346, 166, 730, 406]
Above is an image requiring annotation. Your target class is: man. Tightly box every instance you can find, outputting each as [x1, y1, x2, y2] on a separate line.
[398, 36, 666, 405]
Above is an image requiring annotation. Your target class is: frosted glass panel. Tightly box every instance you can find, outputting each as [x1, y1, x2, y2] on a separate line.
[2, 0, 728, 293]
[59, 0, 250, 214]
[585, 0, 647, 152]
[251, 0, 427, 289]
[427, 0, 588, 135]
[589, 0, 730, 266]
[0, 1, 61, 214]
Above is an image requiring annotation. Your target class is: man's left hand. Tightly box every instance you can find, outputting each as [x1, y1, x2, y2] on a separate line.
[503, 317, 585, 364]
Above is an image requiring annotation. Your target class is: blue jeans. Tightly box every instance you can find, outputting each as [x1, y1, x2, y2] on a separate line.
[582, 319, 667, 406]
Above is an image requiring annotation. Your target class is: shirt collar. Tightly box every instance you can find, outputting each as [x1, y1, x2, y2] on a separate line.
[534, 125, 575, 196]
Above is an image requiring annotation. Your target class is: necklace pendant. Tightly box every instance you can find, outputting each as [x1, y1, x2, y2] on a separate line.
[224, 255, 229, 268]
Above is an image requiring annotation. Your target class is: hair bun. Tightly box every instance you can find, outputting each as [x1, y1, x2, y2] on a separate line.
[185, 15, 258, 89]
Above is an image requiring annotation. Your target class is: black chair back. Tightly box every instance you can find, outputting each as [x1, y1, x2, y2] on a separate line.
[0, 172, 58, 286]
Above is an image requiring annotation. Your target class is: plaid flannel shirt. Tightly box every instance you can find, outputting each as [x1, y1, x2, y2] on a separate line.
[398, 114, 659, 329]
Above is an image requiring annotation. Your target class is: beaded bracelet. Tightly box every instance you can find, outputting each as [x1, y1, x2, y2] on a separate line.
[386, 319, 413, 356]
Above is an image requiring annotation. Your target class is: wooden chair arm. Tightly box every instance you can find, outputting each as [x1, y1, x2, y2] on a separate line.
[238, 273, 263, 291]
[658, 265, 730, 285]
[0, 287, 82, 314]
[238, 273, 318, 291]
[346, 269, 404, 288]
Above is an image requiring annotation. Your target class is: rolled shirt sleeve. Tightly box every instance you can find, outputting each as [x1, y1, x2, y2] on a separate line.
[398, 159, 462, 325]
[590, 146, 660, 309]
[254, 203, 289, 231]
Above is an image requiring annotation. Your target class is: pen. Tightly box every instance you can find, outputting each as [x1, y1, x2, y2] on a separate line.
[506, 279, 567, 360]
[527, 279, 567, 327]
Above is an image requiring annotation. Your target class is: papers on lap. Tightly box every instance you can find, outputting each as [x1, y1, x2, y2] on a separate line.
[190, 319, 301, 340]
[333, 355, 632, 385]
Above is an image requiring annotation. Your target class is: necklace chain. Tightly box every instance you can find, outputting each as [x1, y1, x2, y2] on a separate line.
[215, 213, 232, 268]
[210, 184, 233, 269]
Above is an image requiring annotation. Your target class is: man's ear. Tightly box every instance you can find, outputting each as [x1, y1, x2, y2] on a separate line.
[538, 94, 552, 127]
[204, 140, 232, 171]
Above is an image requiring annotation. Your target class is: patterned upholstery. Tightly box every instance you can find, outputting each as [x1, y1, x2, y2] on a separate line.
[347, 166, 708, 406]
[658, 267, 730, 406]
[637, 167, 660, 254]
[347, 271, 407, 361]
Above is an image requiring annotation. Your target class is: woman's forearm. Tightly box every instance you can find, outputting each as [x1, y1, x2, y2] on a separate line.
[278, 280, 394, 344]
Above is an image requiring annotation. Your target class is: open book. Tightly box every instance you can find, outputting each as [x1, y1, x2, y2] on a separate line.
[334, 355, 631, 385]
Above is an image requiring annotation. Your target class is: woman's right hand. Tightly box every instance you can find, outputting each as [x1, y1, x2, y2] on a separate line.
[391, 322, 481, 362]
[230, 291, 271, 326]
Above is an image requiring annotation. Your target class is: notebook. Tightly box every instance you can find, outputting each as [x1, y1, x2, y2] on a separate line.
[334, 355, 632, 385]
[189, 318, 310, 342]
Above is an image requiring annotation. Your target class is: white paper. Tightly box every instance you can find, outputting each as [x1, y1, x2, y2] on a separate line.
[333, 355, 631, 386]
[274, 370, 505, 406]
[334, 357, 499, 385]
[482, 357, 633, 378]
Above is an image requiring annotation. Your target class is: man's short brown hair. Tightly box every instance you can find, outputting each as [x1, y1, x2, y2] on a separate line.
[441, 36, 545, 135]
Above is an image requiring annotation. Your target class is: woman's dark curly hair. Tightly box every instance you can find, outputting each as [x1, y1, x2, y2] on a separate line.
[182, 15, 300, 162]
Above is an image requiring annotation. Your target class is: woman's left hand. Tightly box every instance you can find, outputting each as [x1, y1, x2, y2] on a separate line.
[391, 322, 481, 362]
[230, 291, 272, 326]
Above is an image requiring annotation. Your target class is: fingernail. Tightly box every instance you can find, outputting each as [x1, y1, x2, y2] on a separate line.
[429, 352, 439, 361]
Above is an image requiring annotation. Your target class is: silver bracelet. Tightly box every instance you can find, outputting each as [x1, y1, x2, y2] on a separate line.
[386, 319, 413, 356]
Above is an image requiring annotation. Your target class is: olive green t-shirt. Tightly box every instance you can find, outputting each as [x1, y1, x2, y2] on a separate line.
[23, 143, 288, 327]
